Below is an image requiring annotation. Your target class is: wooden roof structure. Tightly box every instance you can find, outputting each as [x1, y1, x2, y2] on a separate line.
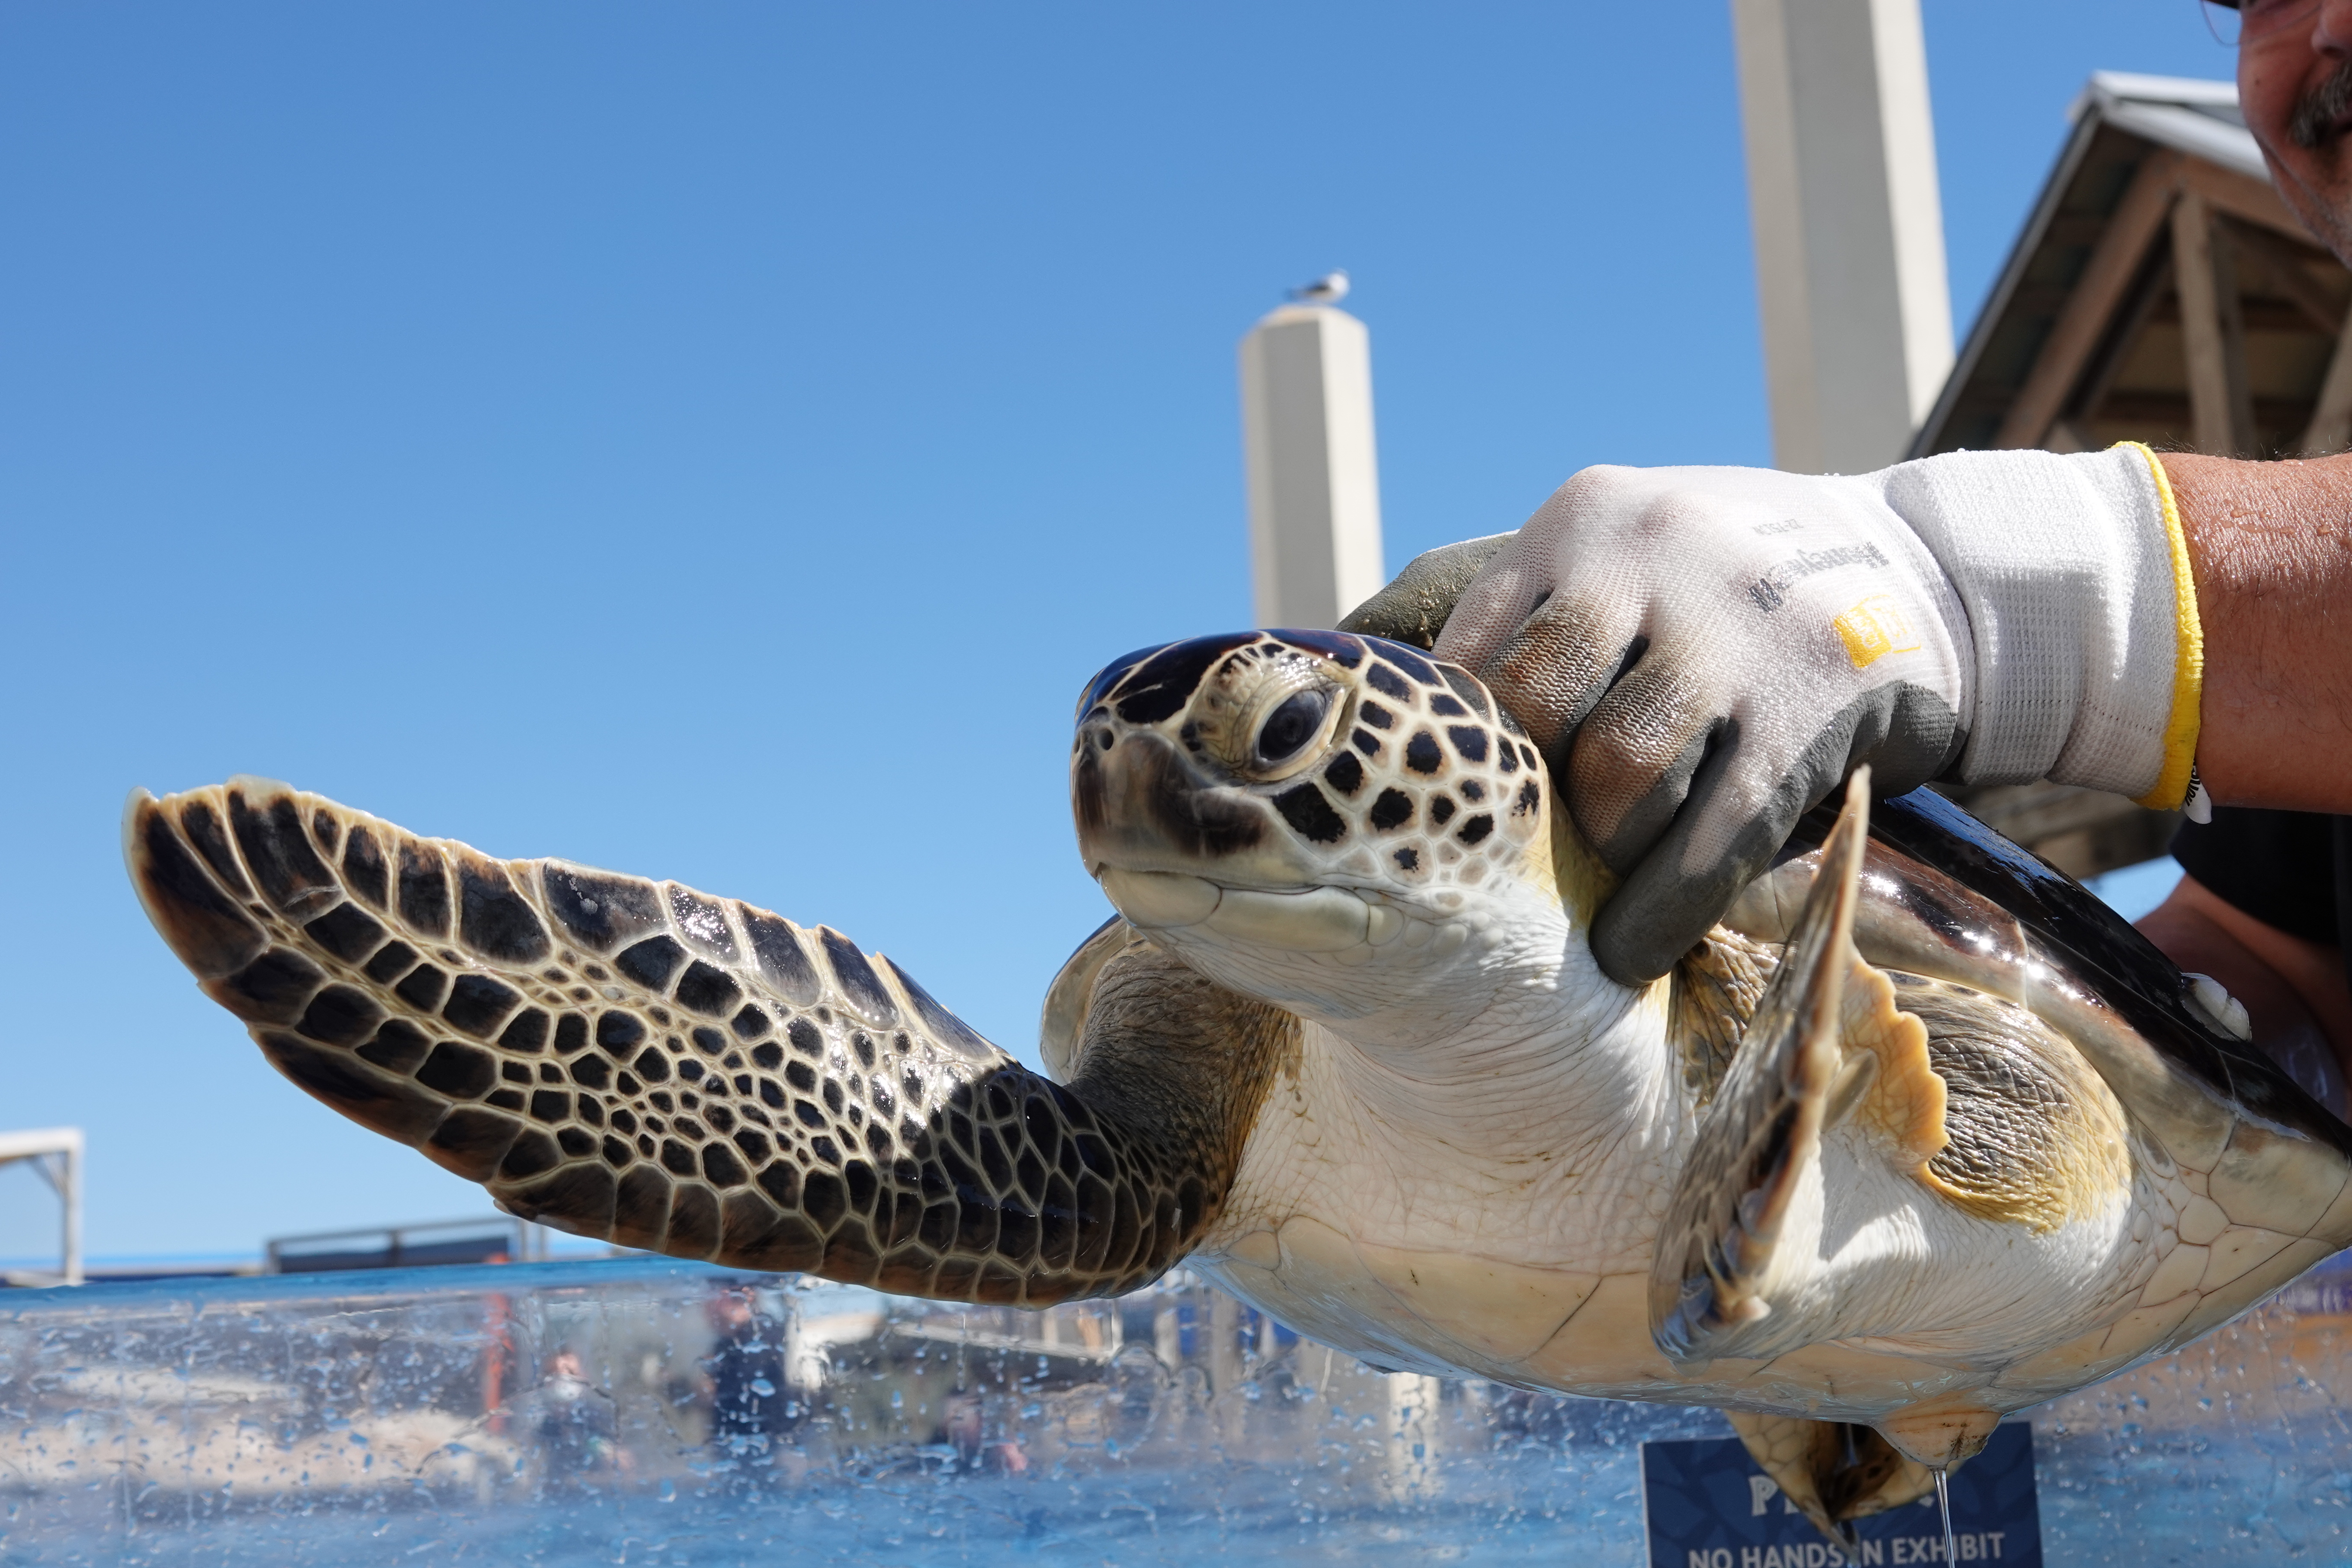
[1909, 74, 2351, 878]
[1916, 73, 2352, 461]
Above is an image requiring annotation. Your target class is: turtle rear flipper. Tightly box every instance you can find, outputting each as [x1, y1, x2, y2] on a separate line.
[1740, 786, 2352, 1383]
[126, 777, 1279, 1305]
[1725, 1411, 1937, 1551]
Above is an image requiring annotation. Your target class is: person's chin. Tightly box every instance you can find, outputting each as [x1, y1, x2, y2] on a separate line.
[2263, 140, 2352, 257]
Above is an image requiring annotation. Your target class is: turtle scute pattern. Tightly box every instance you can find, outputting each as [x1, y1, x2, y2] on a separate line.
[128, 778, 1220, 1305]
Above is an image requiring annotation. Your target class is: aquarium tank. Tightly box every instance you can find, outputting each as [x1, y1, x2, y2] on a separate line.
[2, 1251, 2347, 1565]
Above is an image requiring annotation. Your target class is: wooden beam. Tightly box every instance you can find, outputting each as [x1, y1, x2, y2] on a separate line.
[2177, 156, 2316, 248]
[2173, 190, 2259, 455]
[2072, 255, 2174, 422]
[1996, 153, 2180, 448]
[2093, 391, 2330, 424]
[2300, 309, 2352, 452]
[2211, 217, 2262, 454]
[2228, 220, 2345, 334]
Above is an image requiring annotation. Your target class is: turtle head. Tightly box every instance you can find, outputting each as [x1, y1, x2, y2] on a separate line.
[1070, 630, 1575, 1029]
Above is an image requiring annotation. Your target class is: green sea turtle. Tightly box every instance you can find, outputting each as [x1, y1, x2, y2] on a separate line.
[125, 623, 2352, 1546]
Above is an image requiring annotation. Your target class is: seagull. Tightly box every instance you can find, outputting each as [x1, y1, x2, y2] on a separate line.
[1289, 270, 1350, 305]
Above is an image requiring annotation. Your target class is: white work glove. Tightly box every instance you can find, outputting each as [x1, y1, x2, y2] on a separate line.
[1428, 445, 2200, 985]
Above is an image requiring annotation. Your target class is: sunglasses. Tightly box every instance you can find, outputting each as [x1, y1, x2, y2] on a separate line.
[2201, 0, 2323, 44]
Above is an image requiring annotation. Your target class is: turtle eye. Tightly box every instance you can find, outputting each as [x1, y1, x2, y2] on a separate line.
[1253, 689, 1332, 769]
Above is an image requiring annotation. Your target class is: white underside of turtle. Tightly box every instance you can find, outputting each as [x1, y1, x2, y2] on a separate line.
[123, 627, 2352, 1548]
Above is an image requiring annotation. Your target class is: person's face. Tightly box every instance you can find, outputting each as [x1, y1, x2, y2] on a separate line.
[2242, 0, 2352, 258]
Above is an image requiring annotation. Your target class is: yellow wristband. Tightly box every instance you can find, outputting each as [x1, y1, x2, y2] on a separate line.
[2116, 441, 2204, 812]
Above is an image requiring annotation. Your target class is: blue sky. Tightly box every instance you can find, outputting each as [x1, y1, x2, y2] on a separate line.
[0, 2, 2233, 1261]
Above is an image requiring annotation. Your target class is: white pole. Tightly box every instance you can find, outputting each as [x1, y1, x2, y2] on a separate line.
[1239, 304, 1386, 628]
[1732, 0, 1953, 473]
[61, 1137, 81, 1287]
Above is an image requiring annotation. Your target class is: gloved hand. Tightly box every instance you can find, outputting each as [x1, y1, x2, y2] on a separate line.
[1424, 446, 2199, 985]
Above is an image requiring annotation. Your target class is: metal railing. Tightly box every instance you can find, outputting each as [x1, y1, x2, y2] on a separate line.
[0, 1127, 83, 1287]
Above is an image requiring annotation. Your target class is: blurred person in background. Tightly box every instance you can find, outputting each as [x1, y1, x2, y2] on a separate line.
[934, 1388, 1028, 1476]
[702, 1285, 795, 1484]
[532, 1346, 625, 1491]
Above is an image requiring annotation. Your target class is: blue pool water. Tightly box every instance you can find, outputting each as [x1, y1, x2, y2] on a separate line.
[1, 1255, 2347, 1565]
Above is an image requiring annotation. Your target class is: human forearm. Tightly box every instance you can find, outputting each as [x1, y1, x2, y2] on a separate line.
[2161, 452, 2352, 811]
[2138, 873, 2352, 1108]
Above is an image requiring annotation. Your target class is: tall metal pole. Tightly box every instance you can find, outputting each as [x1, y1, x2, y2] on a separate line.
[1239, 304, 1386, 628]
[1733, 0, 1953, 472]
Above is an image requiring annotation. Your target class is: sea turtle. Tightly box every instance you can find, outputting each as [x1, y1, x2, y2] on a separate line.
[125, 621, 2352, 1546]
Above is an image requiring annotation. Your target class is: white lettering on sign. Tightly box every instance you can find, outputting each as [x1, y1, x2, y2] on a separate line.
[1752, 1476, 1779, 1517]
[1696, 1521, 2008, 1565]
[1729, 1544, 1864, 1566]
[1884, 1534, 2005, 1563]
[1684, 1526, 2015, 1568]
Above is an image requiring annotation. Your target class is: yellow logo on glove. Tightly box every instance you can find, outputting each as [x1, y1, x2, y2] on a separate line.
[1834, 595, 1920, 669]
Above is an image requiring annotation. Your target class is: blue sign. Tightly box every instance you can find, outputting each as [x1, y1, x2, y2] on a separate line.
[1639, 1422, 2041, 1567]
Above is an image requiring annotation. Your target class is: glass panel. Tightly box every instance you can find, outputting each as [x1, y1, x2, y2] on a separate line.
[1, 1253, 2345, 1562]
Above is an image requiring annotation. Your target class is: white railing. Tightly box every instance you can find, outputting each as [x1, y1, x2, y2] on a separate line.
[0, 1126, 83, 1287]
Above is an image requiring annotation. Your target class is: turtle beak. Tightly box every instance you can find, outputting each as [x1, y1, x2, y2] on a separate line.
[1072, 728, 1272, 881]
[1072, 726, 1389, 951]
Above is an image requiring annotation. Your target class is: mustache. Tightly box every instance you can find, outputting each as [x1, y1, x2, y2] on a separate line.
[2290, 58, 2352, 148]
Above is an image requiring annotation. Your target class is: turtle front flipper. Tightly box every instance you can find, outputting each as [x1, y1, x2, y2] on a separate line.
[1649, 772, 1917, 1364]
[126, 777, 1273, 1305]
